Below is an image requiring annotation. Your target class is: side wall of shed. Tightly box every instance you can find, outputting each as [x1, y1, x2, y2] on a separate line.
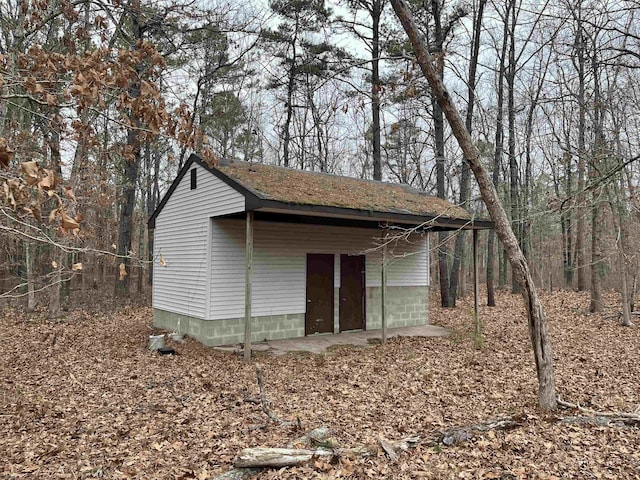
[152, 164, 245, 319]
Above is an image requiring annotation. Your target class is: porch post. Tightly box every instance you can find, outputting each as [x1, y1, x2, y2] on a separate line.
[244, 211, 254, 361]
[381, 228, 387, 344]
[473, 228, 480, 336]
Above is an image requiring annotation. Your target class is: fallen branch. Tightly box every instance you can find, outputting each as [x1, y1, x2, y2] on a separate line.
[255, 364, 292, 426]
[378, 437, 398, 461]
[234, 445, 377, 469]
[233, 416, 524, 469]
[423, 416, 525, 447]
[215, 426, 331, 479]
[558, 415, 639, 427]
[603, 312, 636, 326]
[557, 398, 640, 425]
[234, 447, 331, 468]
[211, 468, 259, 480]
[287, 426, 332, 448]
[226, 405, 637, 474]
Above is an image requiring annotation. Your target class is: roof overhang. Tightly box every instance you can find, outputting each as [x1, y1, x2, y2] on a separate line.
[248, 204, 492, 231]
[148, 154, 493, 231]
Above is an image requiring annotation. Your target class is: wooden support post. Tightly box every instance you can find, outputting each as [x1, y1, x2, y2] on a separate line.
[244, 211, 254, 361]
[473, 229, 480, 337]
[381, 228, 387, 345]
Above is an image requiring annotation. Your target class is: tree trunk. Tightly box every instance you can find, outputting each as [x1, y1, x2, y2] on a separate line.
[619, 246, 633, 327]
[81, 254, 86, 294]
[137, 219, 144, 295]
[49, 262, 61, 319]
[561, 151, 573, 286]
[499, 246, 507, 287]
[429, 0, 451, 308]
[588, 47, 604, 313]
[281, 17, 299, 168]
[487, 0, 510, 307]
[306, 83, 324, 172]
[282, 69, 295, 168]
[390, 0, 557, 411]
[588, 201, 603, 313]
[115, 0, 143, 297]
[450, 0, 486, 306]
[115, 138, 141, 296]
[371, 0, 382, 180]
[148, 143, 160, 286]
[70, 0, 91, 184]
[575, 9, 587, 291]
[486, 231, 496, 305]
[506, 0, 520, 295]
[62, 252, 71, 307]
[25, 241, 36, 311]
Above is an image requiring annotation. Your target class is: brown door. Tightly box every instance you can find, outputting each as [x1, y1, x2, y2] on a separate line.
[306, 254, 334, 335]
[339, 254, 365, 331]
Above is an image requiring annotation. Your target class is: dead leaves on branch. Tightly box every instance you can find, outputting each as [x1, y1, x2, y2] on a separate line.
[6, 38, 167, 133]
[118, 263, 128, 280]
[3, 40, 218, 167]
[1, 157, 81, 234]
[2, 0, 223, 179]
[0, 137, 15, 168]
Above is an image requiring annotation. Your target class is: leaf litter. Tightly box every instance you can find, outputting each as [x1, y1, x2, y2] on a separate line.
[1, 290, 639, 479]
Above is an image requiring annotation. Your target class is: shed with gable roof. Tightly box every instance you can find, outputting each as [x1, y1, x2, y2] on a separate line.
[148, 154, 491, 349]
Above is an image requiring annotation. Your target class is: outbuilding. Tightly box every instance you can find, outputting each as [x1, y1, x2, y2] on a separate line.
[148, 154, 491, 349]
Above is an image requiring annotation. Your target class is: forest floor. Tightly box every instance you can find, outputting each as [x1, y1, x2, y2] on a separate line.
[1, 289, 639, 479]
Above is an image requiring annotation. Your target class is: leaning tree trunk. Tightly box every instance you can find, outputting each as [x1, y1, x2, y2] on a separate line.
[390, 0, 558, 411]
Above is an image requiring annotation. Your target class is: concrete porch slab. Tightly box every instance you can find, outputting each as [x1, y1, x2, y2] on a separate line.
[213, 324, 450, 356]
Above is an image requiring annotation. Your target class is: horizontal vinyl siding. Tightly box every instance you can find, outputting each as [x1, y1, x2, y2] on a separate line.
[209, 220, 429, 320]
[153, 164, 245, 318]
[209, 220, 246, 319]
[382, 234, 430, 287]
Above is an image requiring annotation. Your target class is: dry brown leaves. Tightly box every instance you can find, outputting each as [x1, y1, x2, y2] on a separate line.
[2, 160, 81, 235]
[1, 290, 639, 479]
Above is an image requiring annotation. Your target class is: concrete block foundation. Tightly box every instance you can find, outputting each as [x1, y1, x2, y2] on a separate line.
[366, 285, 429, 330]
[153, 309, 305, 347]
[154, 285, 429, 347]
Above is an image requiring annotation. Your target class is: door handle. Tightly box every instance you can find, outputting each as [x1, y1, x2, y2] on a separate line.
[307, 299, 312, 303]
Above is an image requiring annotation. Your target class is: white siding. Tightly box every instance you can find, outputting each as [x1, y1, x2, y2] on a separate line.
[209, 219, 429, 320]
[153, 164, 245, 318]
[382, 234, 431, 287]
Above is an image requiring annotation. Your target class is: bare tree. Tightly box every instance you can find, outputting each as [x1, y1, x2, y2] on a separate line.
[450, 0, 486, 306]
[486, 0, 511, 307]
[390, 0, 558, 411]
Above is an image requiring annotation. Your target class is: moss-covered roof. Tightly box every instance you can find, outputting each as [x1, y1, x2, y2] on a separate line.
[217, 162, 470, 220]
